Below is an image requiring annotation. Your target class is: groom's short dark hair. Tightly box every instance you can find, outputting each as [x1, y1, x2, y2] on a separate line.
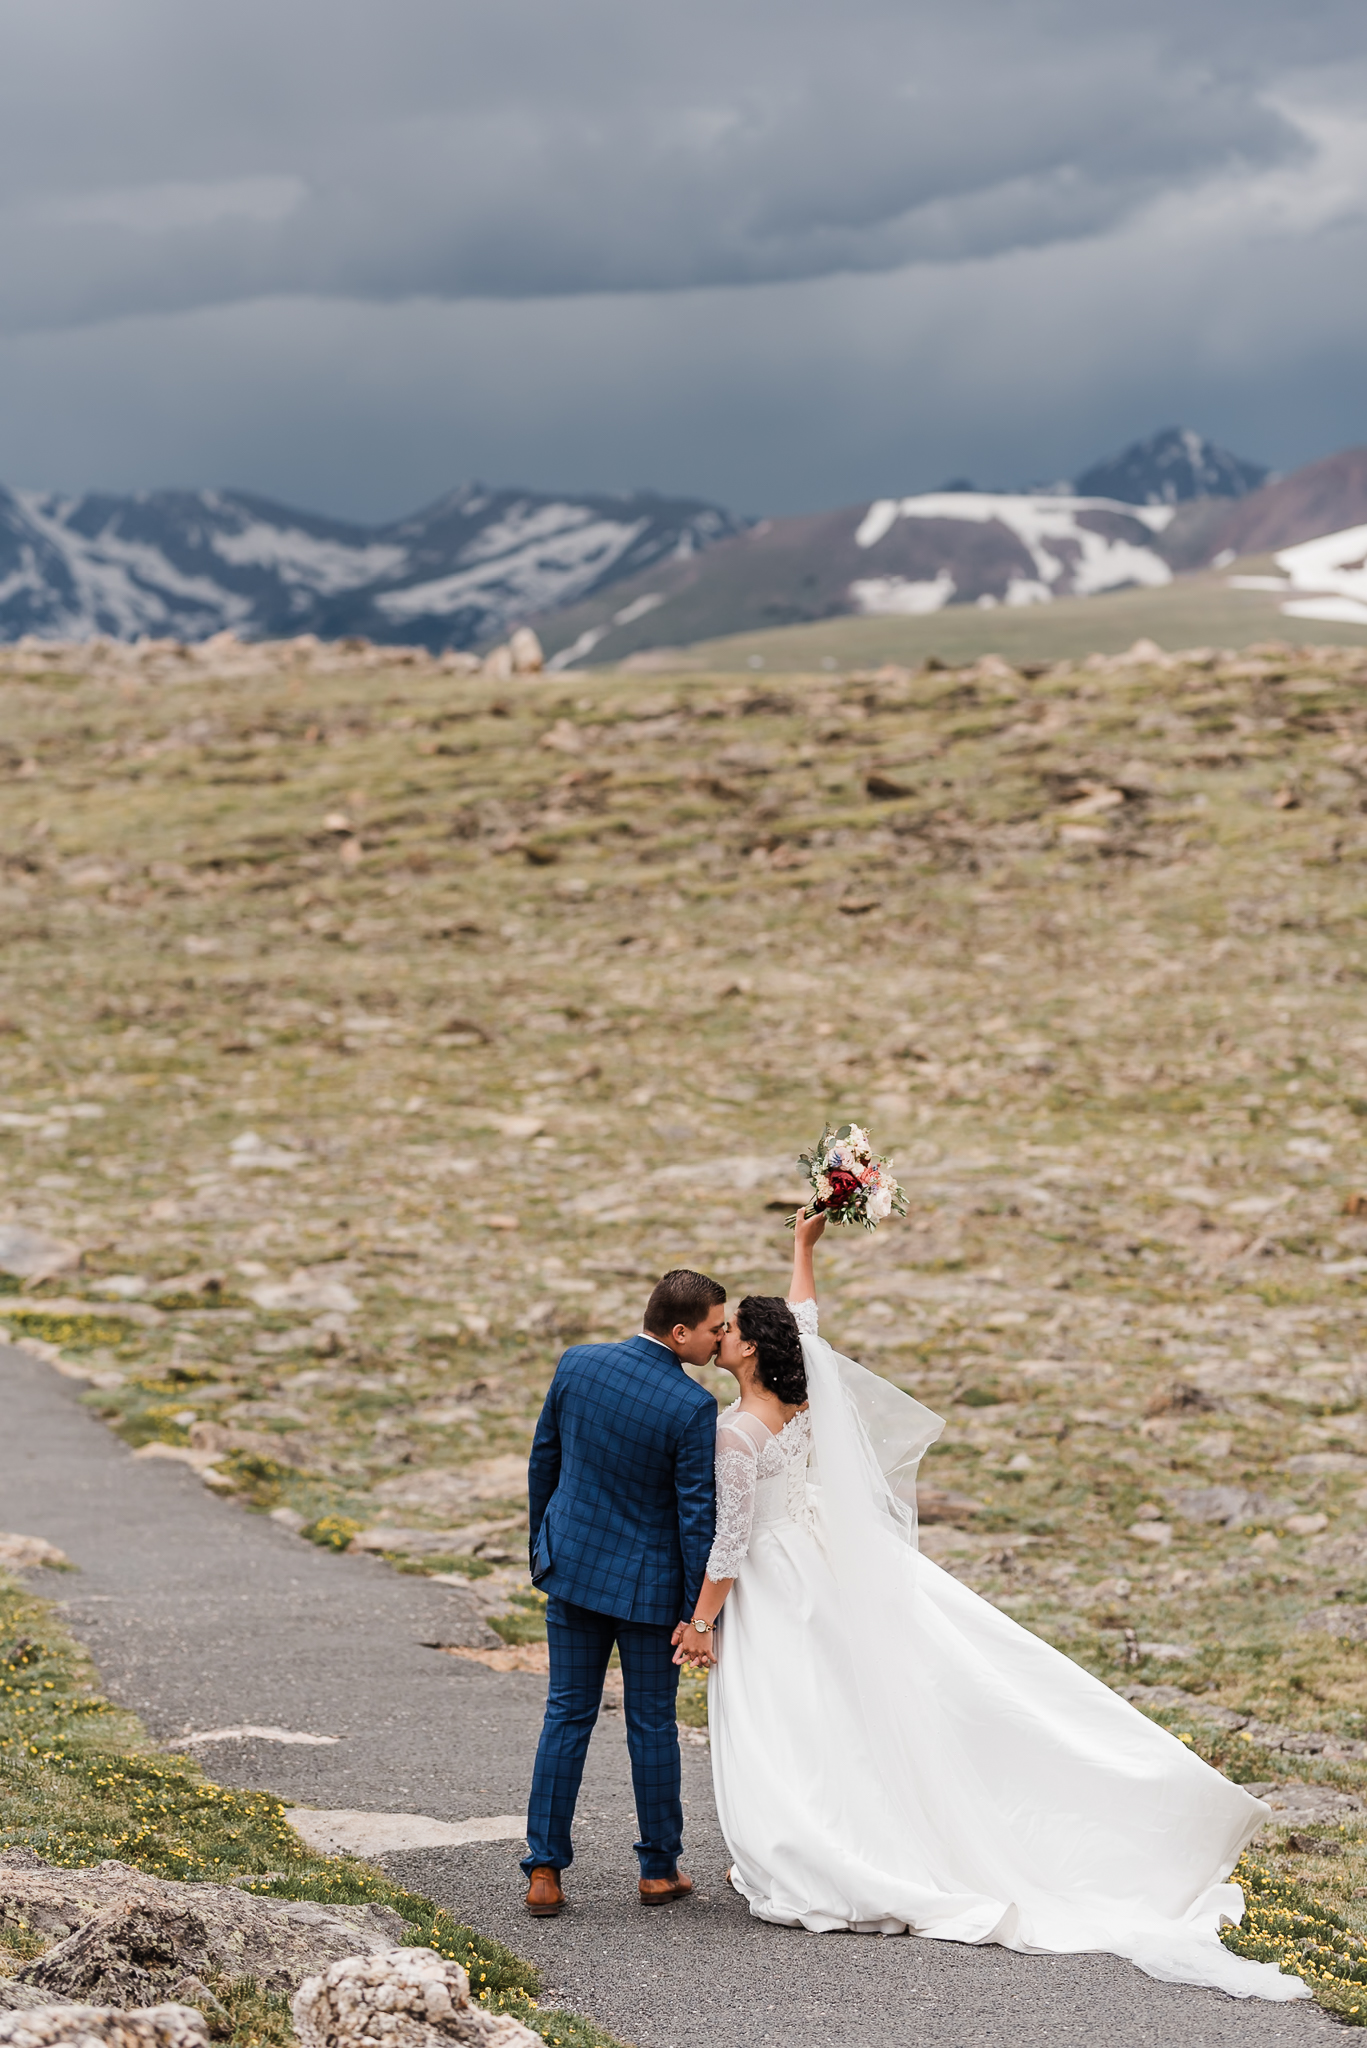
[644, 1269, 726, 1336]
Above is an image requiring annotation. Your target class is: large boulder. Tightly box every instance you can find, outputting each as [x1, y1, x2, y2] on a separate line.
[1, 1854, 405, 2003]
[0, 2005, 208, 2048]
[293, 1950, 538, 2048]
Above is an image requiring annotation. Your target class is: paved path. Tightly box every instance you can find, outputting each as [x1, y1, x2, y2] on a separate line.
[1, 1341, 1334, 2048]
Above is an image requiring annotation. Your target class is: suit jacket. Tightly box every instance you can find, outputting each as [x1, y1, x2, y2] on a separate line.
[527, 1333, 718, 1626]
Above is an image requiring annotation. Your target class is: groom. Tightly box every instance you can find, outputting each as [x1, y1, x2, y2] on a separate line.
[521, 1268, 725, 1915]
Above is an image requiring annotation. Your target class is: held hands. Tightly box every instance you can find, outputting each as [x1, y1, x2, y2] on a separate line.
[671, 1618, 716, 1670]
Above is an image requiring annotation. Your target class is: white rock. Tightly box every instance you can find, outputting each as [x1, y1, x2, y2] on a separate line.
[0, 1224, 81, 1281]
[293, 1949, 538, 2048]
[480, 645, 514, 681]
[229, 1132, 304, 1172]
[508, 628, 543, 674]
[0, 1533, 71, 1570]
[250, 1270, 359, 1315]
[0, 2006, 208, 2048]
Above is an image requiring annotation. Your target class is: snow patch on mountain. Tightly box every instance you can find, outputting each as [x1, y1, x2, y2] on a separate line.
[376, 512, 648, 623]
[12, 491, 253, 638]
[210, 522, 406, 593]
[850, 571, 956, 615]
[851, 492, 1174, 612]
[1276, 523, 1367, 626]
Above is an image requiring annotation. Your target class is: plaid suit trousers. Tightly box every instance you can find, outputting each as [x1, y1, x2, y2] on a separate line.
[523, 1596, 683, 1881]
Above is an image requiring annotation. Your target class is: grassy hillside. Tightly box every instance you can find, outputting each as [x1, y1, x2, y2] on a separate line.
[609, 572, 1367, 675]
[4, 631, 1367, 2014]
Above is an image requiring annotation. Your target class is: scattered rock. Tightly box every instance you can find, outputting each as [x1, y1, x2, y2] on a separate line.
[507, 629, 543, 676]
[1145, 1381, 1216, 1417]
[1117, 1688, 1367, 1760]
[1286, 1832, 1341, 1855]
[293, 1947, 539, 2048]
[248, 1269, 359, 1315]
[1300, 1605, 1367, 1642]
[1163, 1486, 1298, 1529]
[0, 2004, 209, 2047]
[916, 1489, 986, 1527]
[130, 1446, 223, 1474]
[148, 1275, 226, 1302]
[374, 1456, 528, 1513]
[228, 1134, 304, 1173]
[0, 1226, 81, 1282]
[1163, 1485, 1250, 1525]
[0, 1534, 71, 1570]
[346, 1528, 486, 1558]
[0, 1855, 405, 2000]
[17, 1908, 231, 2027]
[1253, 1783, 1365, 1827]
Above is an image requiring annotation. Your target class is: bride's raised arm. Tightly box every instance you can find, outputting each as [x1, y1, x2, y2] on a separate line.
[788, 1208, 826, 1304]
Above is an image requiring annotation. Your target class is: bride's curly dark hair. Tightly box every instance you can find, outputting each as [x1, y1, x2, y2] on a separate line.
[736, 1295, 807, 1404]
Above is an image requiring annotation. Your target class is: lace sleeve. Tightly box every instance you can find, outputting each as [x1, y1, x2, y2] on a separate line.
[705, 1420, 760, 1581]
[787, 1297, 819, 1337]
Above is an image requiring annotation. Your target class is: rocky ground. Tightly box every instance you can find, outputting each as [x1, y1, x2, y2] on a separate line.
[3, 628, 1367, 1993]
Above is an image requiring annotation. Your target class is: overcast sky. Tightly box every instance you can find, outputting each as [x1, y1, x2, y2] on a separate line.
[1, 0, 1364, 520]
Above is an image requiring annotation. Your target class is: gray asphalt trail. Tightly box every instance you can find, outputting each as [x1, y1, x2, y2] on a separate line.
[0, 1342, 1335, 2048]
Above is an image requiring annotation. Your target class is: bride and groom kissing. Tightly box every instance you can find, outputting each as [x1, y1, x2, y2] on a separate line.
[521, 1215, 1305, 2002]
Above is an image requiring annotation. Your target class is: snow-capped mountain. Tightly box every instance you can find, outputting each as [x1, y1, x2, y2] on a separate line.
[1074, 427, 1267, 506]
[535, 490, 1179, 665]
[0, 483, 743, 649]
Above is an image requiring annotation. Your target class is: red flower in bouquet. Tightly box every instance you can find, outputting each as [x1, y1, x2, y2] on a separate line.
[816, 1167, 862, 1212]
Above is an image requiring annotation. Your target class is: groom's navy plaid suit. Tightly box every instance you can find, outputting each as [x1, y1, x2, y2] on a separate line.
[523, 1332, 717, 1880]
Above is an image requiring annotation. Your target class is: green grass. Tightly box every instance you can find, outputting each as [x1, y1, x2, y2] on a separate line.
[0, 1575, 621, 2048]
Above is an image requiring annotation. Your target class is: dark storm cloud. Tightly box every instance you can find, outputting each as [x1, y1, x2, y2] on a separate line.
[0, 0, 1363, 516]
[0, 0, 1349, 332]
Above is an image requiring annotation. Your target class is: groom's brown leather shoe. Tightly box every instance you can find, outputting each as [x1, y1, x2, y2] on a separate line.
[525, 1866, 565, 1916]
[639, 1869, 694, 1906]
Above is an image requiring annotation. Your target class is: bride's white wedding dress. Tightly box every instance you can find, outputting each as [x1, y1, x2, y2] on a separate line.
[705, 1300, 1306, 2002]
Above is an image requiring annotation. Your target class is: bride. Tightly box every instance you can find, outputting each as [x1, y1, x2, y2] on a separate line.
[673, 1212, 1305, 2002]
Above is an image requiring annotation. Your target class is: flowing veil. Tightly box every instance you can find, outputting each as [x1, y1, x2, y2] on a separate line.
[803, 1329, 943, 1546]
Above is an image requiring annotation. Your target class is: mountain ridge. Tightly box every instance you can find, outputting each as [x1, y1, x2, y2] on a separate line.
[6, 432, 1365, 665]
[0, 481, 743, 651]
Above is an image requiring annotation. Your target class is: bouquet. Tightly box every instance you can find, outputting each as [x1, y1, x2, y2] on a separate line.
[793, 1123, 908, 1232]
